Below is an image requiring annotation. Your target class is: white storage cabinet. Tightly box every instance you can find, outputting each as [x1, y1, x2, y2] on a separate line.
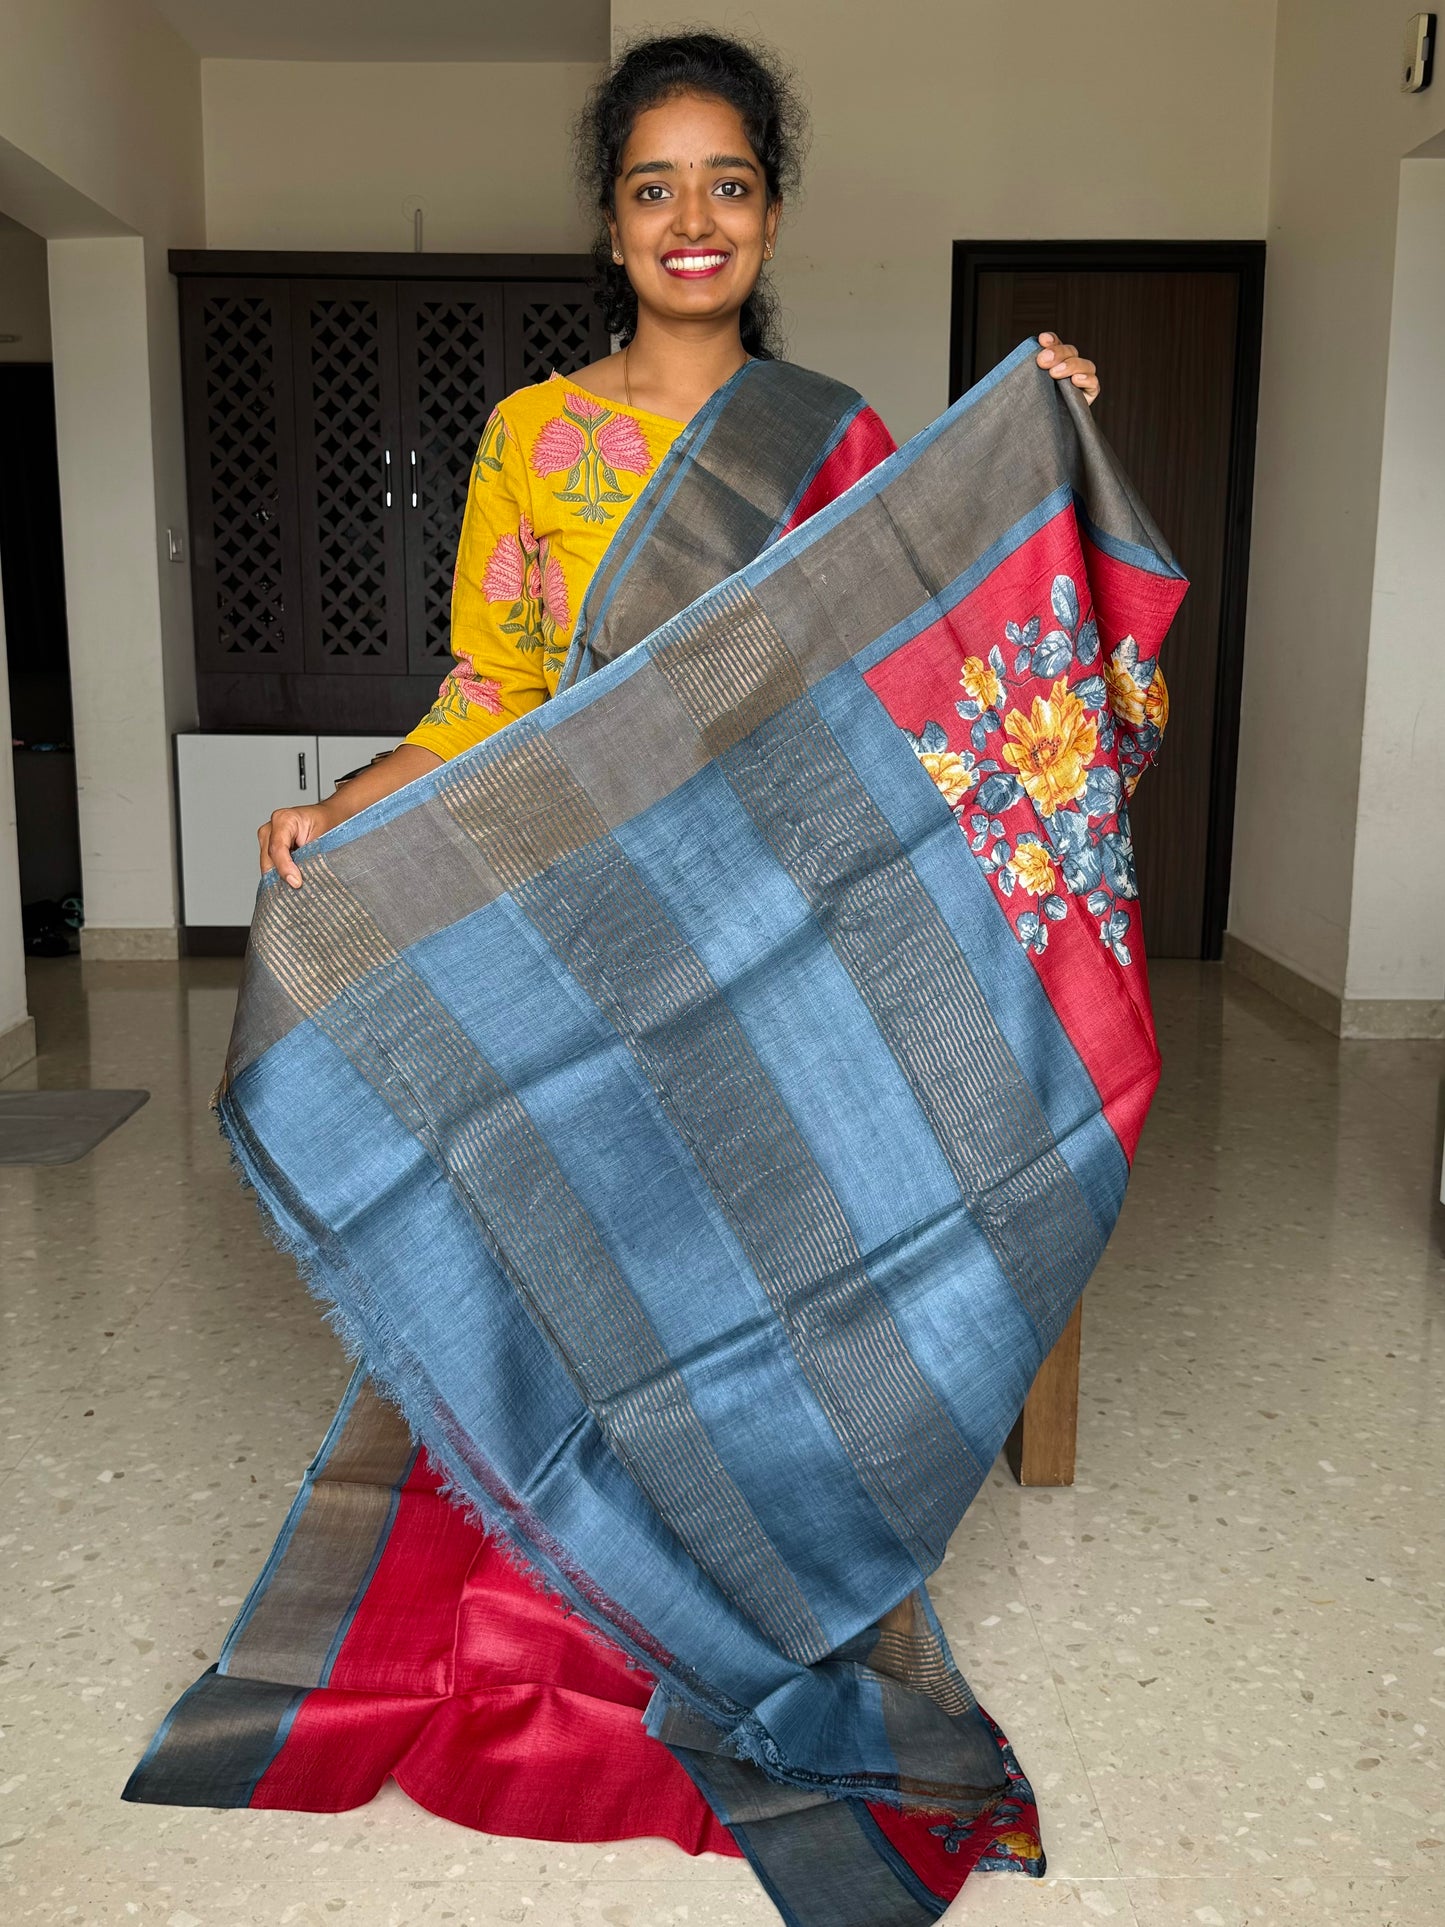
[175, 733, 399, 927]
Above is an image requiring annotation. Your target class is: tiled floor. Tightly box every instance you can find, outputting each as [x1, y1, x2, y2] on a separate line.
[2, 956, 1442, 1926]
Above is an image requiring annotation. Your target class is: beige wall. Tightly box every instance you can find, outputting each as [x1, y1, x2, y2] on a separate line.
[202, 61, 601, 252]
[1230, 0, 1445, 1009]
[0, 215, 48, 1061]
[0, 214, 51, 361]
[0, 567, 34, 1071]
[1343, 156, 1445, 1008]
[0, 0, 204, 953]
[611, 1, 1275, 439]
[0, 0, 200, 244]
[50, 238, 183, 940]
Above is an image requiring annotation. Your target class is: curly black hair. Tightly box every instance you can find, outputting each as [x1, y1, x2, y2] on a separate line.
[574, 31, 807, 358]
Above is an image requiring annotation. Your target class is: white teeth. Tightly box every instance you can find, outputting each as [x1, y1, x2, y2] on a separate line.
[666, 254, 727, 270]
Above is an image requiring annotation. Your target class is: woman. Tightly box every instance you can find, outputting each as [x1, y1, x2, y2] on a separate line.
[257, 33, 1098, 884]
[135, 33, 1139, 1925]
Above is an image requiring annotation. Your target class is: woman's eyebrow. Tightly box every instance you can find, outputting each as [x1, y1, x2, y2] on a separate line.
[705, 153, 759, 173]
[622, 158, 676, 180]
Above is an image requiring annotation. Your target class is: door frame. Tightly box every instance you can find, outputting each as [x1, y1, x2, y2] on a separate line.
[949, 239, 1265, 960]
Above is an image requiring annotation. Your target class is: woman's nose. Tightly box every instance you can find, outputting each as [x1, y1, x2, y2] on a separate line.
[671, 188, 717, 240]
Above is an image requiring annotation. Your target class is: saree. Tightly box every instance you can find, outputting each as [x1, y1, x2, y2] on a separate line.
[126, 341, 1185, 1925]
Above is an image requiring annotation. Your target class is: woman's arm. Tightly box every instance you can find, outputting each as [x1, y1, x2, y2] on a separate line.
[257, 401, 549, 888]
[257, 743, 441, 890]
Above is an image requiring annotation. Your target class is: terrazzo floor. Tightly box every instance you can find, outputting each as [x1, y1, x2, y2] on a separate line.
[1, 956, 1442, 1926]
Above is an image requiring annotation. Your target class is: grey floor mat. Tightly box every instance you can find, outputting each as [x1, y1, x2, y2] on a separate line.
[0, 1089, 150, 1165]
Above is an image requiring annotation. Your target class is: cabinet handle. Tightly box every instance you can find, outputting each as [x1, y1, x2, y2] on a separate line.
[410, 448, 420, 510]
[383, 448, 393, 509]
[298, 751, 308, 793]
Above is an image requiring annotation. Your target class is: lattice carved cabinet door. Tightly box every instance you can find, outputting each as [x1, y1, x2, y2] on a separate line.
[291, 282, 409, 675]
[181, 279, 305, 674]
[397, 283, 506, 676]
[503, 283, 611, 393]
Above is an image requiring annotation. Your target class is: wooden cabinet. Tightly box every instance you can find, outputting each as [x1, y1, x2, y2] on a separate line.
[173, 252, 609, 736]
[175, 731, 401, 931]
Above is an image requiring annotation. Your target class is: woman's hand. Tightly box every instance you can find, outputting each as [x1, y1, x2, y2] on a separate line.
[258, 803, 336, 889]
[255, 744, 444, 888]
[1037, 333, 1100, 406]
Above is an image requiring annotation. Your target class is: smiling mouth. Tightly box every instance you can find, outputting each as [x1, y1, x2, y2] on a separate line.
[661, 251, 731, 278]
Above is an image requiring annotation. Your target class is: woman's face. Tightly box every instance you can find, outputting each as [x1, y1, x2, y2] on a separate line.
[609, 91, 779, 333]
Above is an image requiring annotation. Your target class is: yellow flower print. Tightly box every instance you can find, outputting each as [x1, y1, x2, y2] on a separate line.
[959, 655, 1003, 713]
[1144, 664, 1169, 732]
[1001, 678, 1098, 816]
[1102, 638, 1147, 727]
[992, 1830, 1043, 1862]
[919, 749, 979, 805]
[1010, 839, 1057, 897]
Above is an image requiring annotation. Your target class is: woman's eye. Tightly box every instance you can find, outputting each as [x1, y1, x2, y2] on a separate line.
[638, 183, 668, 202]
[715, 181, 748, 198]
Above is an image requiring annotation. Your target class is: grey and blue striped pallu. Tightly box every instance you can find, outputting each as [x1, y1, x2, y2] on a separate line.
[127, 343, 1185, 1923]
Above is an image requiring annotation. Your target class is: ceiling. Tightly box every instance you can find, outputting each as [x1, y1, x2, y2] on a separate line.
[149, 0, 610, 62]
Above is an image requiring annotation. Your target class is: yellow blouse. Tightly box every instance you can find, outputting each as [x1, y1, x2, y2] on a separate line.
[405, 375, 684, 761]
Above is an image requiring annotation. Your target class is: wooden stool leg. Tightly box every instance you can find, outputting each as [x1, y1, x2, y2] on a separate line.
[1005, 1299, 1082, 1486]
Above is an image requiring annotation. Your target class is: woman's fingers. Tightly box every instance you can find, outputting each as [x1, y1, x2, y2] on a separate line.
[258, 810, 308, 888]
[1037, 333, 1100, 405]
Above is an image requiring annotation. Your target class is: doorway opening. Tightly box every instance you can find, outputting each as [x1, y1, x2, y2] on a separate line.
[0, 210, 81, 958]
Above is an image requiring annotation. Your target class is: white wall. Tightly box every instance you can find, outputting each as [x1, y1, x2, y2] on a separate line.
[1229, 0, 1445, 1012]
[0, 214, 51, 360]
[0, 214, 48, 1068]
[611, 1, 1275, 439]
[0, 565, 35, 1074]
[0, 0, 204, 955]
[49, 239, 182, 940]
[202, 61, 601, 252]
[1342, 155, 1445, 1010]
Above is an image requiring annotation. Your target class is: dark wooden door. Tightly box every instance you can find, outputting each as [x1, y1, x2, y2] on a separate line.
[503, 282, 611, 392]
[291, 280, 410, 677]
[179, 278, 306, 676]
[397, 283, 507, 678]
[954, 245, 1262, 958]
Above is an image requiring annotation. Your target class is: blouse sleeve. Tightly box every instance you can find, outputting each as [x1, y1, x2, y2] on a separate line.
[403, 406, 550, 761]
[779, 403, 898, 535]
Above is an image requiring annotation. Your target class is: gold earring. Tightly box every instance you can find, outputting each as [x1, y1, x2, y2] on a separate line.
[613, 249, 624, 264]
[764, 243, 774, 260]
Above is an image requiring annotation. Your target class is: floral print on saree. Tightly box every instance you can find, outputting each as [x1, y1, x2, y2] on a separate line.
[892, 550, 1168, 972]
